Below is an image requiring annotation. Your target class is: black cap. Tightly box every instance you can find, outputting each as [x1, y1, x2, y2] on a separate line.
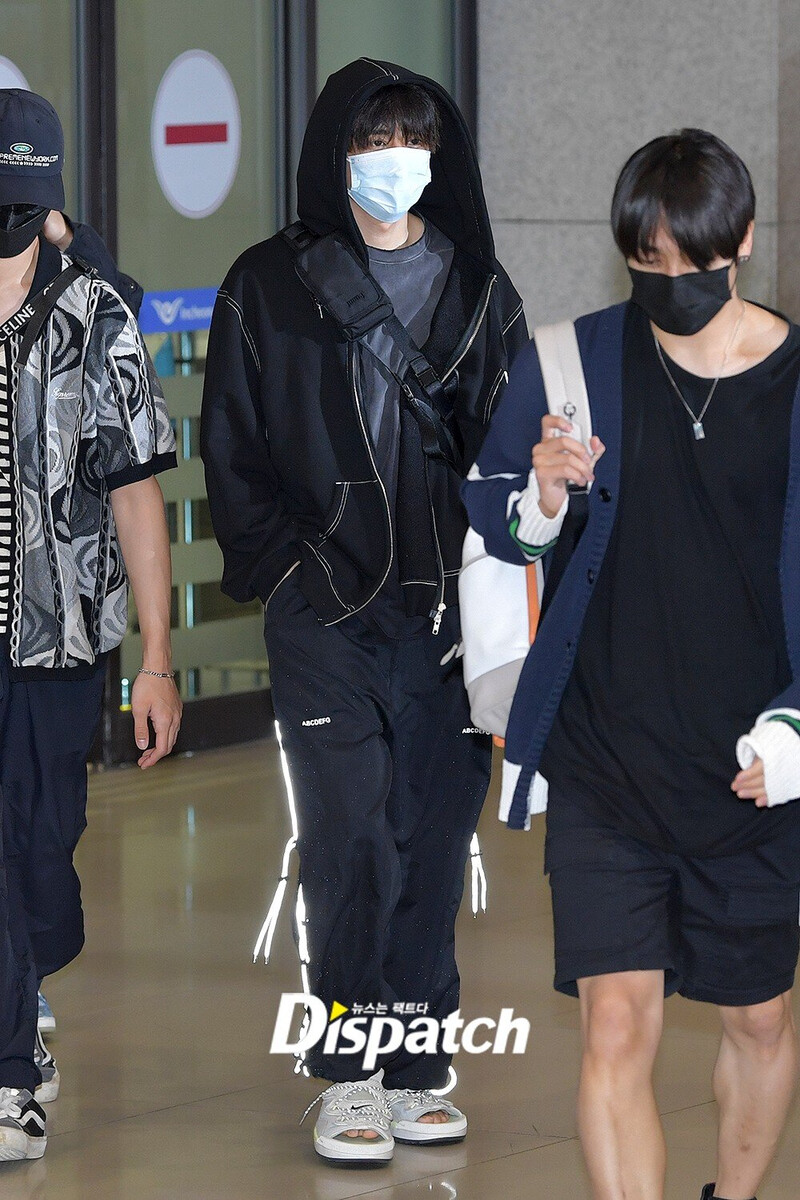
[0, 89, 65, 209]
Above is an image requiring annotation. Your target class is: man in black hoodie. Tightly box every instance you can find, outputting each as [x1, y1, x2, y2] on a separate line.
[201, 59, 526, 1165]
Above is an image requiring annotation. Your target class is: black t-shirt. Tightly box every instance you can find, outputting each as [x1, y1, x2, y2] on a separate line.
[541, 303, 800, 857]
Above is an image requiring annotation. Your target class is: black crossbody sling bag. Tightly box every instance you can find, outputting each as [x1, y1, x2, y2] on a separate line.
[281, 222, 460, 469]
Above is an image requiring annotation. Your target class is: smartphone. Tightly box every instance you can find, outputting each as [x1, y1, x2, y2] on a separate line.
[550, 405, 590, 495]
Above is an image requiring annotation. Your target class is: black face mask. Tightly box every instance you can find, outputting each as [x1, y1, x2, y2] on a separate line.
[628, 262, 734, 336]
[0, 205, 49, 259]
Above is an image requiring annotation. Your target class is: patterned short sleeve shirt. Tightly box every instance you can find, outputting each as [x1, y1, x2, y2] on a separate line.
[6, 242, 177, 675]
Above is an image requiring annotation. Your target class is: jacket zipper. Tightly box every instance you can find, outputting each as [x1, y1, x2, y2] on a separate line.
[324, 282, 494, 630]
[441, 275, 497, 383]
[427, 278, 496, 633]
[429, 495, 446, 634]
[324, 346, 394, 624]
[417, 448, 447, 634]
[399, 377, 447, 634]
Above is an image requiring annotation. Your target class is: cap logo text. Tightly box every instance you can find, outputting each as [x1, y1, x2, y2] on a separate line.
[10, 143, 33, 156]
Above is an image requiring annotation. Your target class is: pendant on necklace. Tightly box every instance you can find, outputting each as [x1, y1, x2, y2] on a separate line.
[692, 421, 705, 440]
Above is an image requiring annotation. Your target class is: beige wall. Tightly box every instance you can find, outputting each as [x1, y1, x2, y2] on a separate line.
[778, 0, 800, 316]
[478, 0, 787, 325]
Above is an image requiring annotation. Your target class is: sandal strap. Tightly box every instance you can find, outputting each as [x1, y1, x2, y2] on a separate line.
[301, 1077, 391, 1127]
[387, 1087, 460, 1119]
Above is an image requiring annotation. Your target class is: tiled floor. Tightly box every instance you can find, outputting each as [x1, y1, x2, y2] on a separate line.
[5, 740, 798, 1198]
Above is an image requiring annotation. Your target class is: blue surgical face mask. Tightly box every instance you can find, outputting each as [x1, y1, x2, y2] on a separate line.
[347, 146, 432, 224]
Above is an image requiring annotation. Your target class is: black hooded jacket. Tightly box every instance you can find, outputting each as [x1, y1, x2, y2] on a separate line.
[200, 58, 527, 626]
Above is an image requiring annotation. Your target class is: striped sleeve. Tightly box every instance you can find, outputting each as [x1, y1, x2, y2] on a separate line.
[463, 337, 556, 565]
[507, 467, 567, 560]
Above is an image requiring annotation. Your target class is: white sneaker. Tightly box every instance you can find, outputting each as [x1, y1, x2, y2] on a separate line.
[384, 1088, 467, 1144]
[37, 992, 55, 1035]
[304, 1070, 394, 1165]
[33, 1029, 59, 1103]
[0, 1089, 47, 1161]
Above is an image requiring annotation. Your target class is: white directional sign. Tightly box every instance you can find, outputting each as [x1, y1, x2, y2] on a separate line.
[151, 50, 241, 219]
[0, 57, 30, 91]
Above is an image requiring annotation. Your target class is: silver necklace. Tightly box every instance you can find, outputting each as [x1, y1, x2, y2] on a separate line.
[653, 303, 746, 440]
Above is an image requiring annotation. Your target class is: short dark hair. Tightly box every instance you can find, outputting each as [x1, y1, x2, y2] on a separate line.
[349, 83, 441, 153]
[611, 129, 756, 269]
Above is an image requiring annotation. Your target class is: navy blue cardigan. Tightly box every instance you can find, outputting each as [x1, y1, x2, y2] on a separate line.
[463, 301, 800, 830]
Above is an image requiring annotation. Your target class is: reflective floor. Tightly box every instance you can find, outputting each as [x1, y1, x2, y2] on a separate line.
[5, 740, 799, 1198]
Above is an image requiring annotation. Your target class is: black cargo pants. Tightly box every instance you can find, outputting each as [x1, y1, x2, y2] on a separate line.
[264, 575, 491, 1089]
[0, 652, 105, 1091]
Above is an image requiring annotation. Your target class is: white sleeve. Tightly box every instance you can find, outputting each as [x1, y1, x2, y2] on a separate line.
[736, 709, 800, 807]
[506, 467, 568, 561]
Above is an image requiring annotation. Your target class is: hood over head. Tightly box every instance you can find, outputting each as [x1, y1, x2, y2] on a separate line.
[296, 58, 496, 272]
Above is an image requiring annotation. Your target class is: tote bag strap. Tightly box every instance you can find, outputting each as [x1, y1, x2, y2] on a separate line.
[533, 319, 592, 442]
[531, 319, 593, 620]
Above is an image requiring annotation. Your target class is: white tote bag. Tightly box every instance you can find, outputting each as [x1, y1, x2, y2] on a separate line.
[460, 320, 592, 739]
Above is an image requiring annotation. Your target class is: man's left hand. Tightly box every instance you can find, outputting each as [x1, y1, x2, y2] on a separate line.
[732, 757, 768, 807]
[130, 672, 182, 769]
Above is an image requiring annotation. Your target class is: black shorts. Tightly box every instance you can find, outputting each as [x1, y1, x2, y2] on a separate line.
[545, 791, 800, 1006]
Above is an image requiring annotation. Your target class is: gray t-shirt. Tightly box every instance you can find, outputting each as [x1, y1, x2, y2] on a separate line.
[360, 220, 454, 505]
[353, 220, 454, 637]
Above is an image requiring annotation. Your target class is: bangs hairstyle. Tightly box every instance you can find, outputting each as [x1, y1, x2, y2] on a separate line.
[349, 83, 441, 153]
[611, 129, 755, 269]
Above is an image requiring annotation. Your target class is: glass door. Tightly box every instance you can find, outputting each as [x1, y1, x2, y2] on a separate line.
[316, 0, 454, 90]
[0, 0, 77, 209]
[1, 0, 467, 761]
[113, 0, 277, 757]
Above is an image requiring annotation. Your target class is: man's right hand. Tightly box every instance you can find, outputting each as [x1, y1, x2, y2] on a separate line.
[532, 414, 605, 518]
[42, 210, 73, 252]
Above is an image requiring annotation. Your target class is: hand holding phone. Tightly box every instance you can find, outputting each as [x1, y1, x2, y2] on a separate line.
[533, 411, 605, 516]
[551, 405, 590, 493]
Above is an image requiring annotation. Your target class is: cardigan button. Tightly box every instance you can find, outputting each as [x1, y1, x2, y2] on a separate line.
[599, 487, 612, 502]
[587, 569, 595, 584]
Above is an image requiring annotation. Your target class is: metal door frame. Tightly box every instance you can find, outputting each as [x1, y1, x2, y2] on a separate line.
[78, 0, 476, 763]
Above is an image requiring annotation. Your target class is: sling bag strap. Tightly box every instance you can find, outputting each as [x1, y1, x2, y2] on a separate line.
[0, 301, 36, 346]
[281, 221, 459, 468]
[15, 260, 88, 367]
[365, 338, 460, 468]
[532, 320, 593, 618]
[370, 311, 459, 467]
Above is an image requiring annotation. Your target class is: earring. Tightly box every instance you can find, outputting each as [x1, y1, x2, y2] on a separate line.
[738, 254, 750, 263]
